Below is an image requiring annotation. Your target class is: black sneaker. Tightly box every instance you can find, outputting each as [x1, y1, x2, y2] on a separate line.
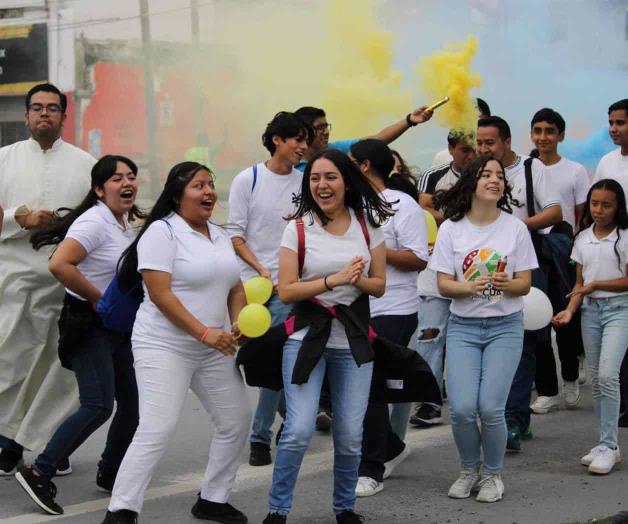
[249, 442, 271, 466]
[618, 412, 628, 428]
[190, 495, 248, 523]
[15, 466, 63, 515]
[336, 510, 364, 523]
[263, 513, 287, 524]
[409, 404, 443, 428]
[96, 468, 115, 493]
[506, 421, 521, 452]
[0, 449, 23, 476]
[101, 509, 138, 523]
[315, 409, 332, 431]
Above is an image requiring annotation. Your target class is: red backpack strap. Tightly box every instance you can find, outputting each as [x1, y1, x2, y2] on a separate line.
[356, 212, 370, 248]
[296, 217, 305, 278]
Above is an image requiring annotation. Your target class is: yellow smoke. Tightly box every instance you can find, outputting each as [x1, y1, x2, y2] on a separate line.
[417, 36, 482, 132]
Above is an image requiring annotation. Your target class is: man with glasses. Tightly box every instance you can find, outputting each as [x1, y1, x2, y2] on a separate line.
[0, 83, 95, 476]
[294, 105, 433, 173]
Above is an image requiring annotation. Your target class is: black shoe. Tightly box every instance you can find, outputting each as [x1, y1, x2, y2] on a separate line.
[336, 510, 364, 523]
[409, 404, 443, 428]
[0, 449, 23, 476]
[191, 495, 247, 523]
[263, 513, 287, 524]
[96, 468, 115, 493]
[249, 442, 271, 466]
[101, 509, 138, 523]
[275, 423, 284, 446]
[506, 421, 521, 452]
[15, 466, 63, 515]
[315, 409, 332, 431]
[619, 412, 628, 428]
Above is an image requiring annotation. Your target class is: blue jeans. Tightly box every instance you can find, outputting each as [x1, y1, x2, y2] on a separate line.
[34, 325, 138, 478]
[580, 295, 628, 448]
[446, 311, 524, 475]
[250, 294, 293, 445]
[417, 296, 451, 400]
[269, 339, 373, 515]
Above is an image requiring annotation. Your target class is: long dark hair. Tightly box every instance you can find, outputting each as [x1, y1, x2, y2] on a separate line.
[350, 139, 419, 203]
[391, 149, 420, 199]
[577, 178, 628, 271]
[117, 161, 212, 291]
[31, 155, 144, 250]
[289, 148, 394, 227]
[433, 154, 519, 222]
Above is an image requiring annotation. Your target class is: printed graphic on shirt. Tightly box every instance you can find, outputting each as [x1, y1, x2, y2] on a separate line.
[462, 248, 503, 302]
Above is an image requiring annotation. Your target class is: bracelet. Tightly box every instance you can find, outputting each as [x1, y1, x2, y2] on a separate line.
[324, 275, 333, 291]
[199, 327, 212, 343]
[406, 113, 417, 127]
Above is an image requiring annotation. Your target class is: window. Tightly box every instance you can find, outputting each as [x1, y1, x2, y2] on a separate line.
[0, 121, 29, 147]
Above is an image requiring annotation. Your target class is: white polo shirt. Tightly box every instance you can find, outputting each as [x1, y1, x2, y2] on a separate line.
[65, 201, 137, 300]
[571, 226, 628, 298]
[541, 157, 589, 232]
[594, 149, 628, 207]
[132, 213, 241, 355]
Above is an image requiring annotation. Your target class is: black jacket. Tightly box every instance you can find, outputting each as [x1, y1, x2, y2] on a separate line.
[236, 295, 441, 404]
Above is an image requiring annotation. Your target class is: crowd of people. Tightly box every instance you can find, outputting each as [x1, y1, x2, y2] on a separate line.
[0, 82, 627, 524]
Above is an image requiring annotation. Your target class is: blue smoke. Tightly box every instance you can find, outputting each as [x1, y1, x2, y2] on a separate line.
[561, 127, 615, 171]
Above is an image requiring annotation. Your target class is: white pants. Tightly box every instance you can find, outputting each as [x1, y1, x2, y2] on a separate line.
[108, 346, 251, 513]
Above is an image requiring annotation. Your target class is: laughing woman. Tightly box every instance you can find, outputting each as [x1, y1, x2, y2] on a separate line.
[263, 149, 391, 524]
[430, 155, 538, 503]
[102, 162, 251, 524]
[17, 156, 142, 515]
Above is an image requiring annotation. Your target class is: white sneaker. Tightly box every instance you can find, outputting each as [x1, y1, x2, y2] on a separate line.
[588, 446, 621, 474]
[447, 467, 480, 499]
[530, 395, 560, 414]
[355, 476, 383, 497]
[578, 356, 587, 385]
[563, 381, 581, 408]
[581, 445, 607, 466]
[476, 474, 504, 503]
[383, 446, 410, 480]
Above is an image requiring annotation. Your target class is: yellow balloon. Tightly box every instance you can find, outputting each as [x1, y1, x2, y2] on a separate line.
[244, 277, 273, 305]
[424, 209, 438, 244]
[238, 304, 272, 338]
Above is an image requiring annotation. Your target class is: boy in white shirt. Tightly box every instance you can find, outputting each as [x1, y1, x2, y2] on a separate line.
[228, 112, 312, 467]
[528, 108, 588, 414]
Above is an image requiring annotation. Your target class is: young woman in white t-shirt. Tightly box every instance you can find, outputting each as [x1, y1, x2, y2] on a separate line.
[263, 149, 390, 524]
[102, 162, 251, 524]
[349, 139, 428, 498]
[18, 156, 142, 515]
[430, 155, 538, 503]
[553, 179, 628, 475]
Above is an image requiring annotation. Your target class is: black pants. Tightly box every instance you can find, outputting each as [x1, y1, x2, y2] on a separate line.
[359, 313, 418, 482]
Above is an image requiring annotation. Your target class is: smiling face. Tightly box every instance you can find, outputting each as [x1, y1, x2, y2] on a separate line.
[476, 126, 510, 162]
[25, 90, 66, 142]
[589, 188, 618, 229]
[95, 161, 139, 218]
[310, 116, 331, 151]
[273, 134, 309, 165]
[309, 157, 347, 216]
[531, 121, 563, 155]
[178, 169, 217, 224]
[473, 159, 505, 204]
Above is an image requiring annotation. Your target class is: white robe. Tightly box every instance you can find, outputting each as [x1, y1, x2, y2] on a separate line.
[0, 137, 95, 451]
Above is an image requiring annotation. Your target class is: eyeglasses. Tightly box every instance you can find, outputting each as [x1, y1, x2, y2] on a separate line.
[28, 103, 63, 114]
[314, 122, 332, 133]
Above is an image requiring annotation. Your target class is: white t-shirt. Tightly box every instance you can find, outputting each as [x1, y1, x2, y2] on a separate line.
[540, 157, 589, 232]
[228, 162, 302, 283]
[370, 189, 428, 316]
[430, 211, 538, 318]
[132, 213, 241, 355]
[594, 149, 628, 207]
[431, 148, 453, 167]
[65, 201, 137, 300]
[571, 226, 628, 298]
[506, 155, 561, 223]
[281, 209, 385, 348]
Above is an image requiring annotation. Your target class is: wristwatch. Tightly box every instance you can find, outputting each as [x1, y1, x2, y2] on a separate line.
[406, 113, 418, 127]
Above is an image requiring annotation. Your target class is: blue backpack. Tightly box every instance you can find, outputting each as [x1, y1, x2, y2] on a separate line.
[96, 275, 143, 333]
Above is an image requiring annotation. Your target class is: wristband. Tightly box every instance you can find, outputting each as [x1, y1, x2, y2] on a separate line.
[324, 275, 333, 291]
[406, 113, 417, 127]
[200, 327, 212, 343]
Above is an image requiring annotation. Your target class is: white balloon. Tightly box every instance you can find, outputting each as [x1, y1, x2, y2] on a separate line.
[522, 287, 553, 331]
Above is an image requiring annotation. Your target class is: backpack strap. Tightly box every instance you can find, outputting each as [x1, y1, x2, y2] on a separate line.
[251, 164, 258, 191]
[524, 157, 535, 219]
[355, 212, 370, 248]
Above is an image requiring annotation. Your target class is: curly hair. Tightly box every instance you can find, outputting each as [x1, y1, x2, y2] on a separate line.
[433, 154, 520, 222]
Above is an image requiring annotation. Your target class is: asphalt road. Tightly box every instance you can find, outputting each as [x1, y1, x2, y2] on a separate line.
[1, 380, 627, 524]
